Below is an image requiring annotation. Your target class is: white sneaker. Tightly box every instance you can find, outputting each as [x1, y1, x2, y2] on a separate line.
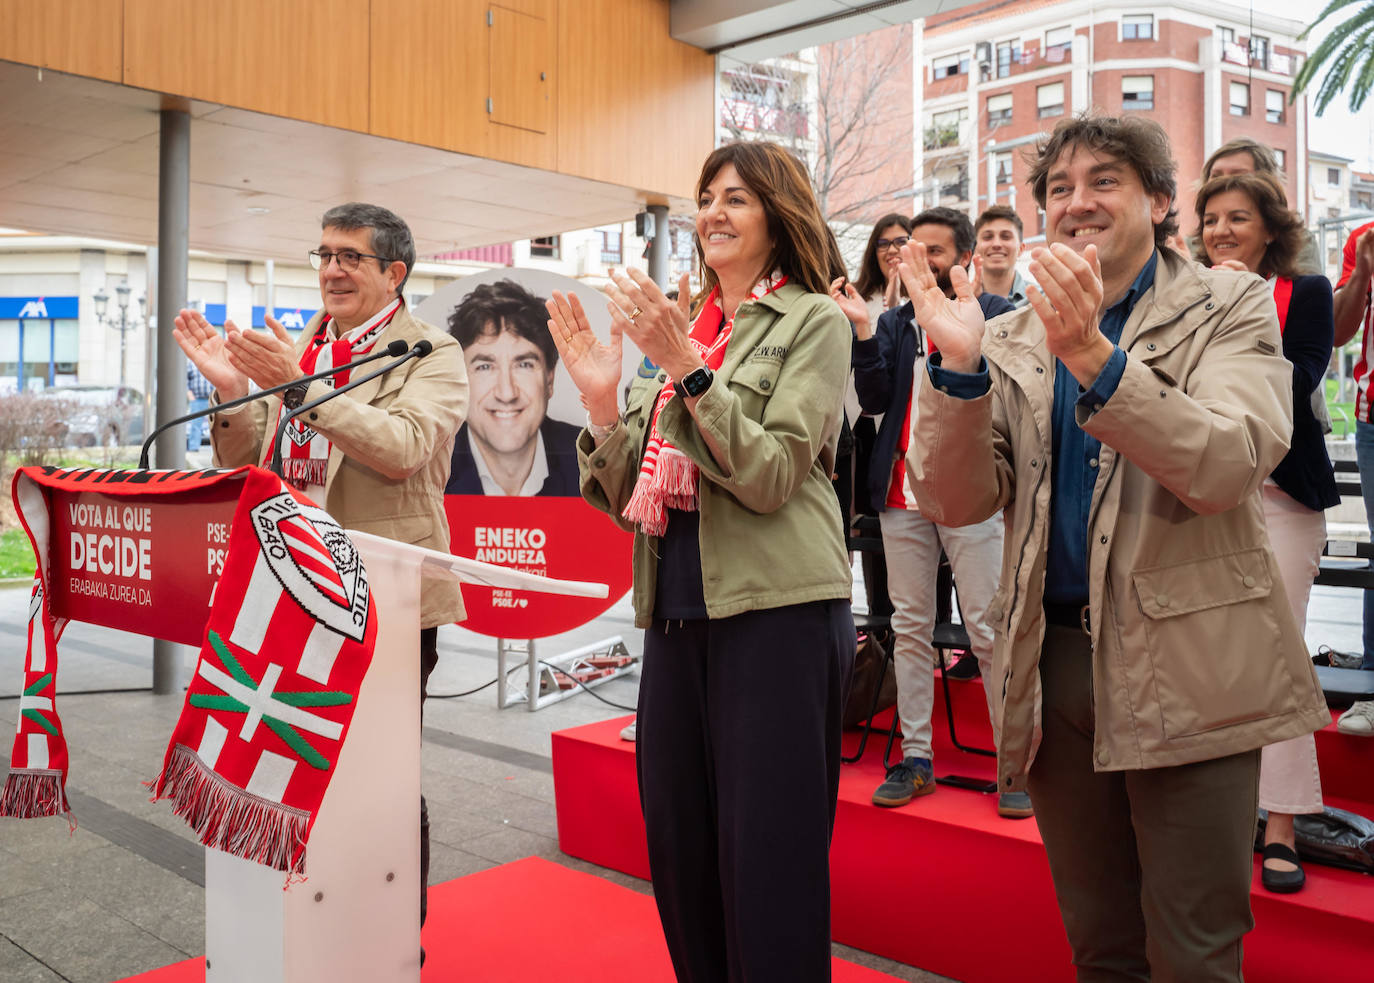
[1336, 700, 1374, 736]
[619, 721, 637, 742]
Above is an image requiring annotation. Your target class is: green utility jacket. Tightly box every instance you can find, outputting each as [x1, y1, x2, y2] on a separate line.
[580, 283, 854, 628]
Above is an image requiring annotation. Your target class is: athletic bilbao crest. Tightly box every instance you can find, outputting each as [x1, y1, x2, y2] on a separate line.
[250, 493, 369, 642]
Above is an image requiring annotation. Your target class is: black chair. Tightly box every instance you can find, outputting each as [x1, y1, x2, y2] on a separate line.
[843, 521, 997, 770]
[842, 516, 896, 764]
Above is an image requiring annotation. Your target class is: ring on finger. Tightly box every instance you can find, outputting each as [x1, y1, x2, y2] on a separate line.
[628, 306, 643, 321]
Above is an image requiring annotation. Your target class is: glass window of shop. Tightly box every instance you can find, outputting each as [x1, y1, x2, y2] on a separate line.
[0, 318, 80, 392]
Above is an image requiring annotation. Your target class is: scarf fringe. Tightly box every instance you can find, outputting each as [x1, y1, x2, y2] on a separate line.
[0, 769, 70, 823]
[622, 447, 700, 536]
[621, 479, 667, 537]
[151, 744, 308, 876]
[281, 457, 329, 489]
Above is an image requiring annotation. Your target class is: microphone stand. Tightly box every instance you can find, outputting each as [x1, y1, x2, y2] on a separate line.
[268, 341, 434, 478]
[139, 340, 410, 469]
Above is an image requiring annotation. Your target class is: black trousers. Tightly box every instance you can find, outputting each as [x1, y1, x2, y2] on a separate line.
[637, 600, 855, 983]
[419, 625, 439, 929]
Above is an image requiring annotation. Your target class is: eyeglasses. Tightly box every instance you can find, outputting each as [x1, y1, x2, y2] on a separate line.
[308, 248, 392, 272]
[876, 237, 910, 251]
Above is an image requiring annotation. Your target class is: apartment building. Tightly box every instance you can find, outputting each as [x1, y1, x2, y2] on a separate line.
[920, 0, 1309, 239]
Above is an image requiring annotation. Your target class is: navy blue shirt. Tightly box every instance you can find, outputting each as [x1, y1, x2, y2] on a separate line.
[927, 251, 1158, 605]
[1044, 252, 1155, 603]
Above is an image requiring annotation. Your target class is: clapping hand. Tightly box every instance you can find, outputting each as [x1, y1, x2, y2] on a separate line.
[829, 277, 872, 339]
[546, 289, 626, 424]
[604, 269, 697, 381]
[882, 268, 902, 311]
[173, 310, 303, 401]
[1025, 242, 1111, 386]
[896, 241, 986, 374]
[173, 309, 249, 400]
[969, 253, 985, 297]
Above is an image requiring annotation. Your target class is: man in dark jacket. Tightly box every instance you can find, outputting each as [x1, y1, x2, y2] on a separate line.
[848, 207, 1020, 816]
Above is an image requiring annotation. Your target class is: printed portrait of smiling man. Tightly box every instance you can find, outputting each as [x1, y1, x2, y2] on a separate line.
[445, 279, 582, 496]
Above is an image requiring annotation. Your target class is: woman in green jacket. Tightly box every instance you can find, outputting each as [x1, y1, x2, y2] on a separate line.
[546, 140, 855, 982]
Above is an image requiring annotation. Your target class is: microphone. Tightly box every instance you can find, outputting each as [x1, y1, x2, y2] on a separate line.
[139, 340, 411, 468]
[268, 340, 435, 479]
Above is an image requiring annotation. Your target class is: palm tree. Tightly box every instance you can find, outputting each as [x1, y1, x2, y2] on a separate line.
[1293, 0, 1374, 114]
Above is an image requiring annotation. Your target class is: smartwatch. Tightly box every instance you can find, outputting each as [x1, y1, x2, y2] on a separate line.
[673, 366, 713, 399]
[281, 383, 310, 410]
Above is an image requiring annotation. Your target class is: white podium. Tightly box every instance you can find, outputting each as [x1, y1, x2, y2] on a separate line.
[203, 533, 607, 982]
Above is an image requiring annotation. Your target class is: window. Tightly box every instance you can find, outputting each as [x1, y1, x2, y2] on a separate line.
[1265, 89, 1285, 124]
[599, 229, 622, 264]
[669, 217, 696, 278]
[1229, 81, 1249, 116]
[1044, 26, 1073, 61]
[1122, 75, 1154, 111]
[529, 235, 560, 259]
[1122, 14, 1153, 40]
[936, 165, 968, 202]
[925, 108, 968, 149]
[1273, 148, 1285, 169]
[932, 52, 969, 80]
[1218, 26, 1235, 44]
[987, 92, 1013, 124]
[1250, 35, 1270, 68]
[994, 152, 1014, 186]
[1329, 167, 1342, 186]
[1037, 81, 1065, 119]
[995, 40, 1019, 78]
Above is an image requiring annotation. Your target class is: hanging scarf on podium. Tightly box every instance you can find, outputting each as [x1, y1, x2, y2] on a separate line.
[2, 465, 377, 876]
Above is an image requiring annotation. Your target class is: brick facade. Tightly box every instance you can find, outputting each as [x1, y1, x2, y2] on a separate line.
[920, 0, 1307, 240]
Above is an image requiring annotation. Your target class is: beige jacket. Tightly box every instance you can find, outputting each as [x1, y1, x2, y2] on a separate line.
[909, 249, 1330, 792]
[211, 304, 468, 628]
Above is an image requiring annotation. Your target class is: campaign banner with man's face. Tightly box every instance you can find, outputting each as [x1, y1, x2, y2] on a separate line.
[418, 270, 641, 638]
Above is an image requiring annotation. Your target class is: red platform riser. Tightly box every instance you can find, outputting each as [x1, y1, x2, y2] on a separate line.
[553, 670, 1374, 983]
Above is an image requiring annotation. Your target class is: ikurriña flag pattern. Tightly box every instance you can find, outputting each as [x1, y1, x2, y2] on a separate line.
[1, 465, 377, 878]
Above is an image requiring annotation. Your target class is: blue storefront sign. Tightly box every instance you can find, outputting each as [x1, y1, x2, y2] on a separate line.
[0, 296, 80, 319]
[202, 304, 318, 330]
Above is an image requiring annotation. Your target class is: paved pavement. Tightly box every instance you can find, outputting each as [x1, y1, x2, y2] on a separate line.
[0, 540, 1362, 983]
[0, 566, 966, 983]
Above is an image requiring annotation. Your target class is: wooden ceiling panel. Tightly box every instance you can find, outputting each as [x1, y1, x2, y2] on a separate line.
[0, 62, 648, 263]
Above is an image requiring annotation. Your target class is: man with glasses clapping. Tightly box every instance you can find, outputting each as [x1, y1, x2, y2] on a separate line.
[170, 203, 468, 961]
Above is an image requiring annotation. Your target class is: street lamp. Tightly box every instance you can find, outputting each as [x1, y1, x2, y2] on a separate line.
[92, 279, 144, 386]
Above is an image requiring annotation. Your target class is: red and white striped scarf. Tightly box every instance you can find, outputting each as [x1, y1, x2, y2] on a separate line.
[621, 274, 786, 536]
[273, 299, 400, 490]
[2, 465, 377, 878]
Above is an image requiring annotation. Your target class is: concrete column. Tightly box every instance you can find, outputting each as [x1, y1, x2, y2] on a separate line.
[153, 107, 190, 695]
[646, 204, 670, 287]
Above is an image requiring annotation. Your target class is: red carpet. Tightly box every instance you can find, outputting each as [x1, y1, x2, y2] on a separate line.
[554, 670, 1374, 983]
[118, 856, 901, 982]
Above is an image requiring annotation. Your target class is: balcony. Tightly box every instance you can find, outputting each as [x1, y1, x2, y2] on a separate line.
[923, 121, 961, 152]
[428, 243, 513, 265]
[940, 180, 969, 201]
[720, 99, 809, 140]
